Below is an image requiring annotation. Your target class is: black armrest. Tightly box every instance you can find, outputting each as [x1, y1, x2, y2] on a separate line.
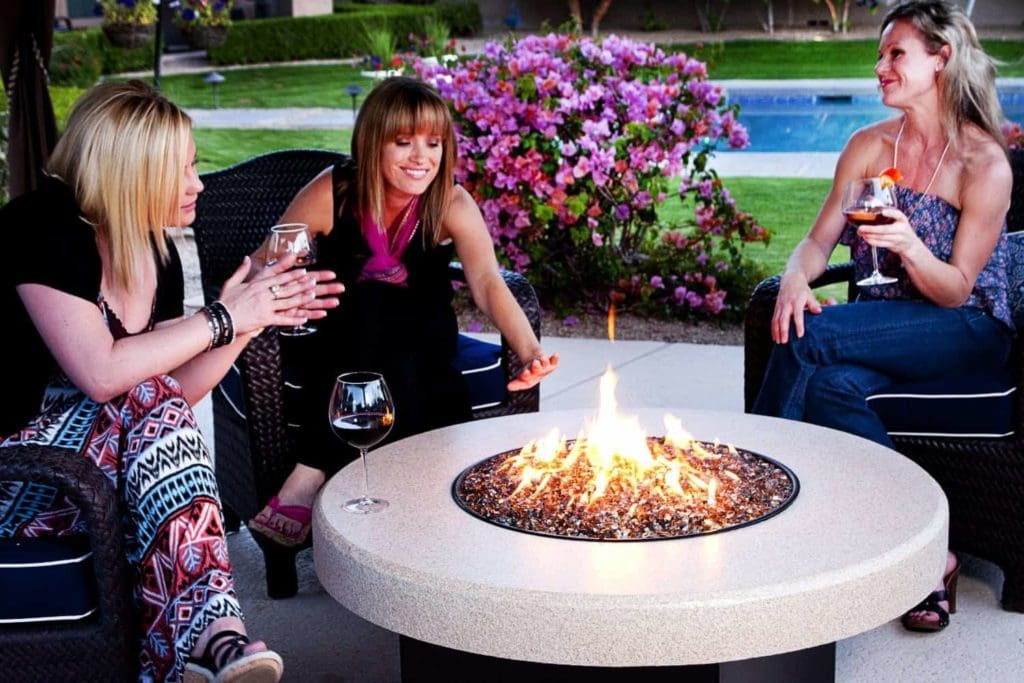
[0, 445, 136, 675]
[449, 261, 541, 416]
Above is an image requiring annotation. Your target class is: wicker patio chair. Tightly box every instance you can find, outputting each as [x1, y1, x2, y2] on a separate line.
[0, 445, 137, 681]
[743, 149, 1024, 612]
[192, 149, 541, 598]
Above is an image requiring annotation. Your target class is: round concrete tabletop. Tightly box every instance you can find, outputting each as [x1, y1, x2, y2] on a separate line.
[313, 409, 948, 667]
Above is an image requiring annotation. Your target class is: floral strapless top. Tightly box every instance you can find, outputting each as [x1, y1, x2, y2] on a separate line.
[840, 185, 1013, 329]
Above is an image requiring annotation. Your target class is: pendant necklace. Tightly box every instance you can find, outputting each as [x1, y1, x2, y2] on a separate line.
[892, 117, 951, 224]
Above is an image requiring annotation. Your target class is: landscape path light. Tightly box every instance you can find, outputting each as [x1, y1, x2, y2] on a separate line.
[204, 71, 226, 109]
[345, 83, 364, 119]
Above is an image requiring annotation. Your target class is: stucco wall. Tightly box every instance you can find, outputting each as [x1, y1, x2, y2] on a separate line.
[482, 0, 1024, 33]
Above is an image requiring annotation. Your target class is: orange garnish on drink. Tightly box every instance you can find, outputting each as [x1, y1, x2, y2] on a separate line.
[879, 167, 903, 188]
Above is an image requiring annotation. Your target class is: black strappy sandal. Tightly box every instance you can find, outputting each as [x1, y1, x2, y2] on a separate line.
[902, 557, 960, 633]
[184, 630, 283, 683]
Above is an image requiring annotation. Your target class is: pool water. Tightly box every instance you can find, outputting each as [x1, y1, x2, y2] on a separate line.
[726, 91, 1024, 152]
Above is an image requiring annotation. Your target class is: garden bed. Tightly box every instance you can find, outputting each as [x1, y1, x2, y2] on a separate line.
[456, 303, 743, 345]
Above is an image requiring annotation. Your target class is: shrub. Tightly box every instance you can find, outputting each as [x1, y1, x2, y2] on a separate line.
[1003, 120, 1024, 150]
[52, 29, 150, 75]
[437, 1, 482, 36]
[361, 26, 400, 71]
[418, 33, 768, 319]
[49, 41, 102, 88]
[415, 15, 453, 58]
[211, 7, 434, 65]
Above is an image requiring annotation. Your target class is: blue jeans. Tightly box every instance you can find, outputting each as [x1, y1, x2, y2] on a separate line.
[752, 300, 1013, 447]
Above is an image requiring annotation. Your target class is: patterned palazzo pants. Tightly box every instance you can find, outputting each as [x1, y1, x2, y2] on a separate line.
[0, 375, 242, 682]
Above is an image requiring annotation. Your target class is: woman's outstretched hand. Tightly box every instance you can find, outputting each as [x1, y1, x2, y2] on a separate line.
[508, 352, 559, 391]
[217, 253, 321, 336]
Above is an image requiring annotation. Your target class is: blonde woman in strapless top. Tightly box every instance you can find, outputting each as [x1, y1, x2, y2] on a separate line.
[752, 0, 1013, 634]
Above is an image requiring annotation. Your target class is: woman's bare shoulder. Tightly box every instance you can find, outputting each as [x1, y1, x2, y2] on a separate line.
[837, 117, 902, 174]
[440, 185, 487, 241]
[444, 185, 481, 220]
[961, 126, 1011, 171]
[281, 166, 337, 235]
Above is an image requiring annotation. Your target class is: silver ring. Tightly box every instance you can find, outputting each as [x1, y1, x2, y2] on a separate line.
[270, 284, 284, 299]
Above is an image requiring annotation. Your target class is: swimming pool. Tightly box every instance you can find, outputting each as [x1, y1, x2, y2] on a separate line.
[724, 89, 1024, 152]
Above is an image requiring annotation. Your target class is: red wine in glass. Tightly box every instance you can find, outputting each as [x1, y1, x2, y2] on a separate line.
[329, 372, 395, 514]
[842, 178, 899, 286]
[331, 413, 393, 450]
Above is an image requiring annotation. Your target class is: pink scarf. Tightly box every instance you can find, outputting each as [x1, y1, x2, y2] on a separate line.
[358, 196, 421, 286]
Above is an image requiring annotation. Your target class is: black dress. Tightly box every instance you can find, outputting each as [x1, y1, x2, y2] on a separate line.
[285, 163, 472, 472]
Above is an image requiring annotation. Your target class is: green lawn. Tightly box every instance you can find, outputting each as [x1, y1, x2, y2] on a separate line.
[659, 176, 851, 302]
[670, 39, 1024, 79]
[116, 64, 380, 109]
[193, 129, 352, 172]
[104, 39, 1024, 109]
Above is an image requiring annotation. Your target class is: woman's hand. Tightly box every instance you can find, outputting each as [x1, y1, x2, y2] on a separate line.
[858, 207, 922, 258]
[508, 352, 559, 391]
[294, 269, 345, 319]
[216, 253, 319, 335]
[771, 272, 822, 344]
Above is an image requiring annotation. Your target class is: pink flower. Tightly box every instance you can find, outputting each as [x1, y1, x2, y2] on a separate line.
[1002, 120, 1024, 150]
[413, 32, 766, 317]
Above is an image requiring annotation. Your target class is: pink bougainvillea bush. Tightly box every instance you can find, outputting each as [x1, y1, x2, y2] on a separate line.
[1003, 120, 1024, 151]
[416, 33, 768, 318]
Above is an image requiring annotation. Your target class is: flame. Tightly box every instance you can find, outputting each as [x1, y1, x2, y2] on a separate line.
[607, 303, 616, 342]
[499, 367, 722, 510]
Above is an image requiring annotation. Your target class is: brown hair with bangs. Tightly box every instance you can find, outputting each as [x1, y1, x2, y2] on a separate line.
[350, 77, 456, 245]
[47, 80, 192, 289]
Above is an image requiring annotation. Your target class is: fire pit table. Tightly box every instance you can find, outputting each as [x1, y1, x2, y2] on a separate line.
[313, 409, 948, 682]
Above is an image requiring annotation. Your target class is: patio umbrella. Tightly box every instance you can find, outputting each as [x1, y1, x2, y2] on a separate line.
[1, 0, 58, 200]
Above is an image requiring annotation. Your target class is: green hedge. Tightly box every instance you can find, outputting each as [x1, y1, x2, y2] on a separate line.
[43, 5, 481, 76]
[53, 28, 152, 76]
[436, 1, 482, 37]
[211, 5, 437, 65]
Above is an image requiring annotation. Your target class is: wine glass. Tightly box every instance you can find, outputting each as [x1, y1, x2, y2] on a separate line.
[842, 178, 899, 287]
[330, 372, 395, 514]
[266, 223, 317, 336]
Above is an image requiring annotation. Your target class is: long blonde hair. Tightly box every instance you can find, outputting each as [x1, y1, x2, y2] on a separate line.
[882, 0, 1005, 150]
[351, 77, 456, 245]
[47, 80, 192, 289]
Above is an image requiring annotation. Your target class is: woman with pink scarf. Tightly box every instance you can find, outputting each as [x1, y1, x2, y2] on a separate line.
[247, 77, 558, 556]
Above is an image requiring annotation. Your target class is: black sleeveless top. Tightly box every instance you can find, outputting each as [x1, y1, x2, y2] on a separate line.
[286, 163, 471, 467]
